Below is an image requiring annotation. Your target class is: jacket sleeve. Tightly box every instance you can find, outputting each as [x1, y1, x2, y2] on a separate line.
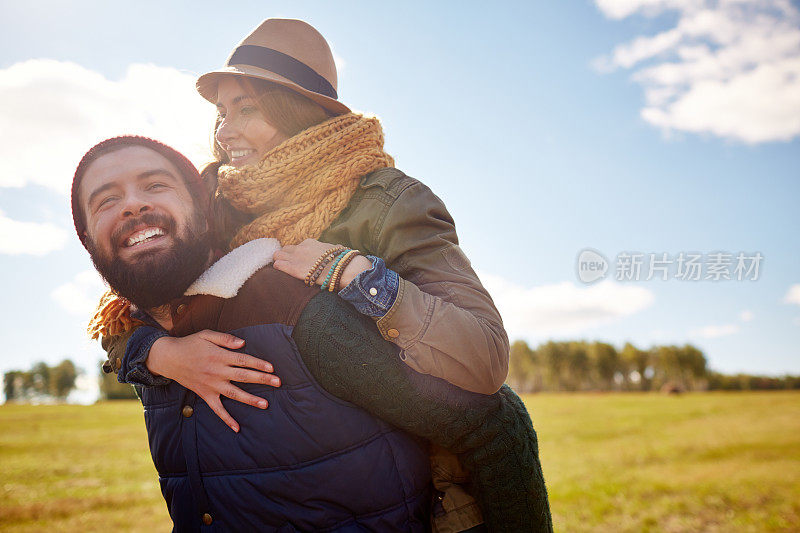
[100, 330, 134, 375]
[101, 326, 170, 386]
[371, 180, 509, 394]
[293, 291, 553, 533]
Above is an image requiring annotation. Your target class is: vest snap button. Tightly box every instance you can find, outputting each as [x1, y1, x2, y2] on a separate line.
[387, 328, 400, 339]
[182, 405, 194, 418]
[202, 513, 213, 525]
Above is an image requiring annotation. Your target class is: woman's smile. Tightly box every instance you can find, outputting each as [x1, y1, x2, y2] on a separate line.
[226, 147, 258, 166]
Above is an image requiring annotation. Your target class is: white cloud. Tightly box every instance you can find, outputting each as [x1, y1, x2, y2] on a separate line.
[784, 284, 800, 305]
[689, 323, 740, 338]
[593, 0, 800, 143]
[595, 0, 702, 20]
[0, 59, 216, 194]
[739, 310, 754, 322]
[0, 209, 68, 256]
[51, 269, 107, 316]
[480, 275, 655, 339]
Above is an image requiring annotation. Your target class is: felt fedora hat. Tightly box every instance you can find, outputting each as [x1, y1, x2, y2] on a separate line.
[197, 19, 350, 115]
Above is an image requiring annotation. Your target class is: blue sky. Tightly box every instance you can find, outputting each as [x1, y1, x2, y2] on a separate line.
[0, 1, 798, 400]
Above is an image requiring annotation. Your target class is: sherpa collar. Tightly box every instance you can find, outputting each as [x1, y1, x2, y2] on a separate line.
[184, 238, 282, 298]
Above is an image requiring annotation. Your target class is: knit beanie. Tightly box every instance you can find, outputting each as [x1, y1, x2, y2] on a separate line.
[71, 136, 209, 248]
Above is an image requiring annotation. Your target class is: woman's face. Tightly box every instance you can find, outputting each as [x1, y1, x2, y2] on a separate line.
[214, 77, 287, 167]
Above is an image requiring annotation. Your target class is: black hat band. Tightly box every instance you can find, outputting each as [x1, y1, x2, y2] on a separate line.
[228, 45, 338, 100]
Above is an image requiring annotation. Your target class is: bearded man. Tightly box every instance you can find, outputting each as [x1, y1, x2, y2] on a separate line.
[71, 136, 551, 532]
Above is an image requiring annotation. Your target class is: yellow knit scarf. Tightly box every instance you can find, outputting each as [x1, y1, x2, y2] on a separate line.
[88, 112, 393, 338]
[218, 112, 394, 248]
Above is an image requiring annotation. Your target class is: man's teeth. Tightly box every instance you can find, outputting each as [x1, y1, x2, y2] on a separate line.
[231, 149, 253, 158]
[125, 227, 165, 247]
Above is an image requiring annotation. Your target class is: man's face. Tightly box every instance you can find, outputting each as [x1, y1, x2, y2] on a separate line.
[79, 145, 211, 309]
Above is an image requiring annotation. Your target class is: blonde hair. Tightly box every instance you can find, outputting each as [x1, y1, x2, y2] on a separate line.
[210, 77, 334, 164]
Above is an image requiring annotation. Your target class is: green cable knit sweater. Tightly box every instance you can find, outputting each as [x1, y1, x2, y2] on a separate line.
[294, 292, 553, 533]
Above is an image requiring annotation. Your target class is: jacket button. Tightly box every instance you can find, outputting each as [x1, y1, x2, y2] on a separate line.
[387, 328, 400, 339]
[182, 405, 194, 418]
[369, 287, 378, 296]
[176, 304, 187, 315]
[202, 513, 213, 525]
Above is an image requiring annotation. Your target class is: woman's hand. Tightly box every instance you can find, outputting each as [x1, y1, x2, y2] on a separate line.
[145, 330, 280, 433]
[274, 238, 372, 288]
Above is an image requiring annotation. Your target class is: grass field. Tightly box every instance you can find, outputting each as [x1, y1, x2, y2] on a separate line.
[1, 391, 798, 532]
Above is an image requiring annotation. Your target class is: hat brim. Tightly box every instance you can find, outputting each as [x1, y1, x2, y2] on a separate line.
[196, 65, 351, 116]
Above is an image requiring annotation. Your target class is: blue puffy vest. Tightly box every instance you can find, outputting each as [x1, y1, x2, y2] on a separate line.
[138, 264, 431, 531]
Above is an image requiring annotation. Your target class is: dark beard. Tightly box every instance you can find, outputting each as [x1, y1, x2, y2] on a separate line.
[87, 212, 212, 310]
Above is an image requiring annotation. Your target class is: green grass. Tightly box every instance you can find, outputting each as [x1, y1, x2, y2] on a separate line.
[525, 391, 800, 532]
[0, 402, 168, 532]
[1, 392, 798, 532]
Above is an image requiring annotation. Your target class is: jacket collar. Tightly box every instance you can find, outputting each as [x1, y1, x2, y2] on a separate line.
[184, 238, 281, 298]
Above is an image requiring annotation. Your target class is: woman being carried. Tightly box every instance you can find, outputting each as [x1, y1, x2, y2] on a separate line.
[95, 19, 551, 532]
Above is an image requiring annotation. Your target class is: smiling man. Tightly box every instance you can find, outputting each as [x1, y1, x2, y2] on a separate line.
[77, 142, 212, 314]
[70, 136, 551, 532]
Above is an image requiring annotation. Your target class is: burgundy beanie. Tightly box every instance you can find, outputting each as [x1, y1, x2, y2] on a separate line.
[71, 136, 209, 248]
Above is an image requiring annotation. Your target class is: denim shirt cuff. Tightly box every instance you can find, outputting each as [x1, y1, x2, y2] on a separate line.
[338, 255, 399, 318]
[119, 326, 172, 387]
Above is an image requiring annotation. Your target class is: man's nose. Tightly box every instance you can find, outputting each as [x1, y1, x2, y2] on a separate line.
[121, 193, 152, 218]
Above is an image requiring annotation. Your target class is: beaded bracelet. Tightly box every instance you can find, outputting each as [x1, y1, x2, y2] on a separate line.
[310, 249, 346, 286]
[329, 250, 360, 292]
[305, 246, 343, 286]
[320, 250, 350, 291]
[329, 250, 361, 292]
[304, 245, 346, 286]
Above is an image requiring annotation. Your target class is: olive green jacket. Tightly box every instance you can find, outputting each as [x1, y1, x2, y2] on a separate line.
[320, 168, 510, 396]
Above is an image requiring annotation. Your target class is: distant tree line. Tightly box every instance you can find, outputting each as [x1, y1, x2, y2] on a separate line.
[2, 358, 139, 403]
[705, 372, 800, 391]
[3, 359, 78, 402]
[5, 345, 798, 404]
[507, 340, 800, 393]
